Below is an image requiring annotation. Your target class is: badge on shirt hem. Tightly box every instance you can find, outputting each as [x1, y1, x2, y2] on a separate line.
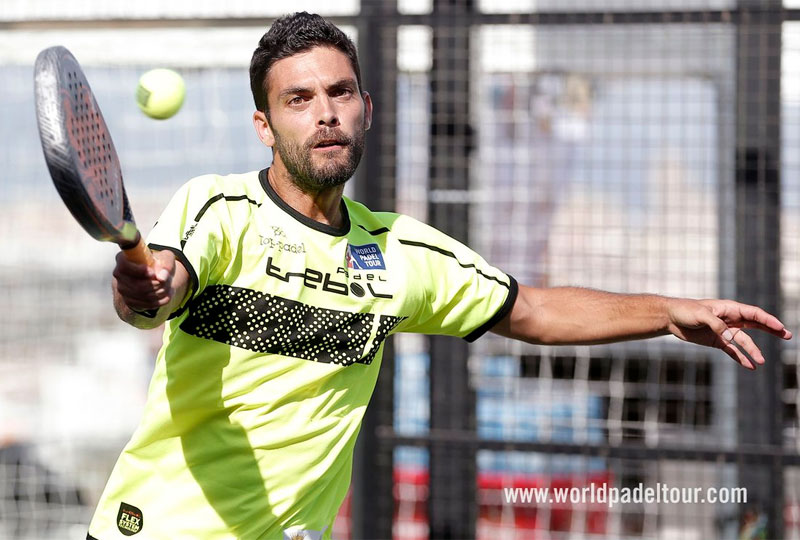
[117, 502, 143, 536]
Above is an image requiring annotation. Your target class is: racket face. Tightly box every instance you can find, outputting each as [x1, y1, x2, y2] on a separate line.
[34, 46, 135, 245]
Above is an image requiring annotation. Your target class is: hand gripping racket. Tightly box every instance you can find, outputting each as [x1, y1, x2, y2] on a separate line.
[34, 46, 154, 266]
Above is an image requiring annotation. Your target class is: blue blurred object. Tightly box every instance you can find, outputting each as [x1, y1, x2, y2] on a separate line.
[394, 353, 607, 474]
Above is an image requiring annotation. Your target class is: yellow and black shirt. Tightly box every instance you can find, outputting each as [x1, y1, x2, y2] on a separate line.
[87, 169, 517, 540]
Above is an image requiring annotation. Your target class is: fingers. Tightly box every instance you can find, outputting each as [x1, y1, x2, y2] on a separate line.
[692, 304, 763, 370]
[727, 329, 762, 369]
[718, 339, 755, 370]
[706, 300, 793, 340]
[113, 249, 177, 311]
[736, 321, 793, 341]
[153, 250, 176, 283]
[694, 307, 733, 344]
[720, 344, 756, 371]
[735, 304, 792, 339]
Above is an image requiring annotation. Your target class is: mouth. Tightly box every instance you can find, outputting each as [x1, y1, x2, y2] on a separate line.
[312, 139, 348, 151]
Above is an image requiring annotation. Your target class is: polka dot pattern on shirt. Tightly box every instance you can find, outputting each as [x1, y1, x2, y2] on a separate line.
[180, 285, 405, 366]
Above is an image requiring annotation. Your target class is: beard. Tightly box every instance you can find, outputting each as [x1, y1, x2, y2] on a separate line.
[272, 125, 365, 193]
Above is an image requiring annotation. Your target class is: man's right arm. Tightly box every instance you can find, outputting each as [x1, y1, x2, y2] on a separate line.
[112, 249, 190, 329]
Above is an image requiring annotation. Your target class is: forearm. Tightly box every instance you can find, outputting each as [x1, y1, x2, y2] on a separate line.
[499, 285, 672, 345]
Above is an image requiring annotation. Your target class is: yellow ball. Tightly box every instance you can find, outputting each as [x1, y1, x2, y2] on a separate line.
[136, 68, 185, 120]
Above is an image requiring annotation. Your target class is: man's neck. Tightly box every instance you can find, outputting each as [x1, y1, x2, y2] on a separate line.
[267, 165, 345, 229]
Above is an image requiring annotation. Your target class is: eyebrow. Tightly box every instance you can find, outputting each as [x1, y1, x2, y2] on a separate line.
[278, 86, 312, 100]
[277, 78, 358, 100]
[328, 78, 357, 91]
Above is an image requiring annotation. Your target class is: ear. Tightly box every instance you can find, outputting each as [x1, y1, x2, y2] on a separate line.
[362, 91, 373, 131]
[252, 110, 275, 147]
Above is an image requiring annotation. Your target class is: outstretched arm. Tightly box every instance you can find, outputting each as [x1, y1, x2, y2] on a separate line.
[491, 285, 792, 369]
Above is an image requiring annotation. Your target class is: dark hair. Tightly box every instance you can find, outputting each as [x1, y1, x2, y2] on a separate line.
[249, 12, 363, 114]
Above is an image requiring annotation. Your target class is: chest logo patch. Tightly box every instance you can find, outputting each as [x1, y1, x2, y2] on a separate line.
[346, 243, 386, 270]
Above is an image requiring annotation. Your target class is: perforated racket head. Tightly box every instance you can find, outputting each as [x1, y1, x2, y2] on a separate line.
[34, 46, 139, 248]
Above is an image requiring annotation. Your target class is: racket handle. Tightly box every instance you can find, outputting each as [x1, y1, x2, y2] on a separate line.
[122, 235, 155, 267]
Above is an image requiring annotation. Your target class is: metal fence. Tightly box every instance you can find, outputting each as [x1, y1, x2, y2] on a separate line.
[1, 1, 799, 539]
[355, 2, 800, 539]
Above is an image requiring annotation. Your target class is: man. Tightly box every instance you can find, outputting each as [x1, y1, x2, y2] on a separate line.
[88, 12, 791, 540]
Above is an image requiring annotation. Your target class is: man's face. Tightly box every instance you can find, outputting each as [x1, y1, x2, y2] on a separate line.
[258, 46, 372, 192]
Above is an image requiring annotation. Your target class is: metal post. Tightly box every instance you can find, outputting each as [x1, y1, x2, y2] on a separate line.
[351, 2, 399, 538]
[427, 1, 477, 538]
[734, 3, 784, 539]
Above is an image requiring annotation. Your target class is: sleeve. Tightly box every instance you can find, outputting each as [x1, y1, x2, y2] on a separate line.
[394, 218, 518, 342]
[145, 176, 229, 317]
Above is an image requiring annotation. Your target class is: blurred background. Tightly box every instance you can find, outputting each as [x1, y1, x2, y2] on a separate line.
[1, 0, 800, 538]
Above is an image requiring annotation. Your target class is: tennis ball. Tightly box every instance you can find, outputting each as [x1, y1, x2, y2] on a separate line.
[136, 68, 185, 120]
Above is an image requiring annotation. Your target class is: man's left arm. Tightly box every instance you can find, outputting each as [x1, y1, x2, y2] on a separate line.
[491, 285, 792, 369]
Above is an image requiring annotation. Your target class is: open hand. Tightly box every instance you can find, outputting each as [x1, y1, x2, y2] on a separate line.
[666, 299, 792, 369]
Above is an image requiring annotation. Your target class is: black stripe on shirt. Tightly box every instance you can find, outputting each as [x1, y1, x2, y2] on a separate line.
[179, 194, 261, 250]
[398, 239, 511, 289]
[359, 225, 391, 236]
[193, 193, 261, 223]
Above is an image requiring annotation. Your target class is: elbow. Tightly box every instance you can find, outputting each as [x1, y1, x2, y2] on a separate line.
[495, 287, 552, 344]
[516, 320, 562, 345]
[505, 291, 576, 345]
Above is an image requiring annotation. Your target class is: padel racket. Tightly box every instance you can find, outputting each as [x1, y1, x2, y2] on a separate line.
[34, 45, 153, 266]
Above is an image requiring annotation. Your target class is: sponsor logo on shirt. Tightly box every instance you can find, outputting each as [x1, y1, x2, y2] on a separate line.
[260, 235, 307, 254]
[182, 223, 198, 244]
[346, 243, 386, 270]
[117, 502, 143, 536]
[266, 257, 392, 299]
[282, 526, 327, 540]
[259, 225, 306, 254]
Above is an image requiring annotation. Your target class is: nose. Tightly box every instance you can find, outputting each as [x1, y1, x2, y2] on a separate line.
[316, 95, 339, 127]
